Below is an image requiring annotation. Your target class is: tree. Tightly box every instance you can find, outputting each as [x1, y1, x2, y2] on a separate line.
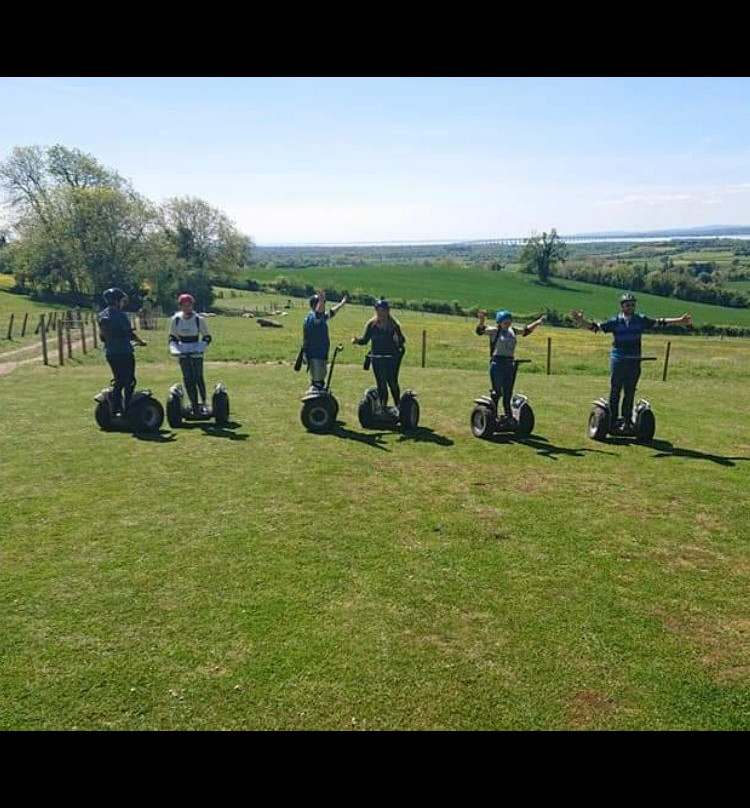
[520, 229, 567, 283]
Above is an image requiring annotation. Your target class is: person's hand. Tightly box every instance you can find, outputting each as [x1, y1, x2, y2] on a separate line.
[203, 334, 212, 344]
[681, 313, 693, 326]
[538, 314, 547, 324]
[477, 309, 486, 319]
[570, 310, 583, 322]
[340, 295, 348, 305]
[351, 336, 357, 344]
[139, 339, 148, 347]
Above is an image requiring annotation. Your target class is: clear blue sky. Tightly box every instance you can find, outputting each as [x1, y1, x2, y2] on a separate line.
[2, 77, 750, 243]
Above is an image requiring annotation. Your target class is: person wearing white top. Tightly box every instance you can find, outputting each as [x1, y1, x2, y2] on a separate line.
[169, 293, 212, 413]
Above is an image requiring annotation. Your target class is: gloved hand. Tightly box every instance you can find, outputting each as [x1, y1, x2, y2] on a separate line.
[202, 334, 212, 344]
[168, 335, 178, 343]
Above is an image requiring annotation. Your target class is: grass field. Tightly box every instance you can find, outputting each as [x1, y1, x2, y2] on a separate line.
[2, 356, 750, 730]
[3, 279, 750, 730]
[243, 264, 750, 328]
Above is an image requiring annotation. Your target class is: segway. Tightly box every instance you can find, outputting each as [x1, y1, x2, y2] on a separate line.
[357, 352, 419, 430]
[300, 344, 343, 433]
[166, 341, 229, 428]
[94, 387, 164, 432]
[587, 357, 657, 442]
[470, 359, 535, 439]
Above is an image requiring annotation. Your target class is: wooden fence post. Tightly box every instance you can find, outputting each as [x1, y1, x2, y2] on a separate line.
[40, 316, 49, 365]
[65, 312, 73, 358]
[421, 329, 427, 368]
[6, 313, 14, 340]
[662, 341, 671, 382]
[92, 318, 98, 349]
[80, 319, 87, 354]
[22, 312, 29, 337]
[546, 337, 552, 376]
[57, 319, 64, 366]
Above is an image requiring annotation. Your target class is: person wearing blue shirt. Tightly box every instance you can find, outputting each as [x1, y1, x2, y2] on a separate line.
[98, 287, 147, 415]
[571, 293, 692, 430]
[303, 290, 347, 390]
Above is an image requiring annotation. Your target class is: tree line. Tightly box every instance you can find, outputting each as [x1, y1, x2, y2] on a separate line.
[0, 145, 250, 311]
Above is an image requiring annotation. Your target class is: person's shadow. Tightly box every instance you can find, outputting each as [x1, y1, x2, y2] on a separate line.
[647, 438, 750, 467]
[199, 421, 248, 441]
[492, 433, 616, 460]
[397, 427, 454, 446]
[329, 422, 390, 451]
[132, 429, 176, 443]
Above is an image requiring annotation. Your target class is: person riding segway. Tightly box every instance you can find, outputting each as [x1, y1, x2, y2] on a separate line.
[352, 299, 419, 429]
[165, 293, 229, 427]
[94, 287, 164, 432]
[470, 308, 545, 439]
[570, 293, 692, 440]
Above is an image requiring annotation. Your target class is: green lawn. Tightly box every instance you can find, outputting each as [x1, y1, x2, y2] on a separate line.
[2, 350, 750, 729]
[244, 264, 750, 328]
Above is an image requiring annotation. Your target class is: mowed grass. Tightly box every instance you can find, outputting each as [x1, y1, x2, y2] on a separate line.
[2, 356, 750, 730]
[244, 263, 750, 327]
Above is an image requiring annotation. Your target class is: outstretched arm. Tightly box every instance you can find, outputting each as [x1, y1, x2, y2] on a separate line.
[331, 295, 347, 314]
[352, 322, 372, 345]
[655, 313, 692, 327]
[476, 309, 498, 336]
[570, 310, 600, 333]
[520, 314, 547, 336]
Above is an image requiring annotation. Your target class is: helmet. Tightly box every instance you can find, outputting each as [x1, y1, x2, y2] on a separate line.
[309, 294, 320, 309]
[495, 309, 512, 323]
[375, 298, 390, 310]
[178, 293, 195, 306]
[102, 287, 127, 306]
[620, 292, 637, 304]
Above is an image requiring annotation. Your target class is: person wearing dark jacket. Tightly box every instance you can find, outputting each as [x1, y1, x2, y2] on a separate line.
[352, 299, 406, 410]
[97, 287, 147, 415]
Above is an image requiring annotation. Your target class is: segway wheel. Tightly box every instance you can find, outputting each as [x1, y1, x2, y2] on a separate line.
[635, 409, 656, 443]
[358, 394, 376, 429]
[166, 394, 183, 428]
[516, 403, 535, 437]
[130, 397, 165, 432]
[301, 397, 335, 433]
[330, 396, 339, 423]
[212, 391, 230, 426]
[588, 406, 610, 441]
[470, 404, 496, 439]
[399, 394, 420, 429]
[95, 401, 113, 431]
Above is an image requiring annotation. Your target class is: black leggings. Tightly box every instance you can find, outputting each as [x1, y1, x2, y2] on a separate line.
[106, 354, 136, 413]
[179, 355, 207, 407]
[372, 355, 401, 407]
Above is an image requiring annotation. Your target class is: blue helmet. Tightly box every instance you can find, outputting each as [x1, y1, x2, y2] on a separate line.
[495, 309, 512, 323]
[103, 287, 127, 306]
[375, 298, 390, 310]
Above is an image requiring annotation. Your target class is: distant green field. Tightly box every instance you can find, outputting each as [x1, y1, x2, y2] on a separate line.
[244, 264, 750, 328]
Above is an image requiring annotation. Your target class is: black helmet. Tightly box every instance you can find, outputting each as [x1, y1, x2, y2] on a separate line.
[308, 294, 320, 309]
[375, 298, 390, 310]
[103, 287, 127, 306]
[620, 292, 637, 304]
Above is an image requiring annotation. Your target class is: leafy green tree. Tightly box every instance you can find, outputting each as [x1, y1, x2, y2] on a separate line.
[520, 229, 567, 283]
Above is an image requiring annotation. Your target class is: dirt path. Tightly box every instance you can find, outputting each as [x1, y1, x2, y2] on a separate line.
[0, 338, 88, 377]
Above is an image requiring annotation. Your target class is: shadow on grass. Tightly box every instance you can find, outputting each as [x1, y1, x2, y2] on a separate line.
[132, 429, 176, 443]
[532, 278, 592, 295]
[490, 432, 616, 460]
[328, 422, 390, 451]
[606, 436, 750, 467]
[180, 421, 249, 440]
[397, 426, 454, 446]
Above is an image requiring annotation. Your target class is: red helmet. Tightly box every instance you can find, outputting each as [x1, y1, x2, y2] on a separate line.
[178, 293, 195, 306]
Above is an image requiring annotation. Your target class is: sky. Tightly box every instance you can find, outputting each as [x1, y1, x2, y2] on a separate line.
[2, 76, 750, 244]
